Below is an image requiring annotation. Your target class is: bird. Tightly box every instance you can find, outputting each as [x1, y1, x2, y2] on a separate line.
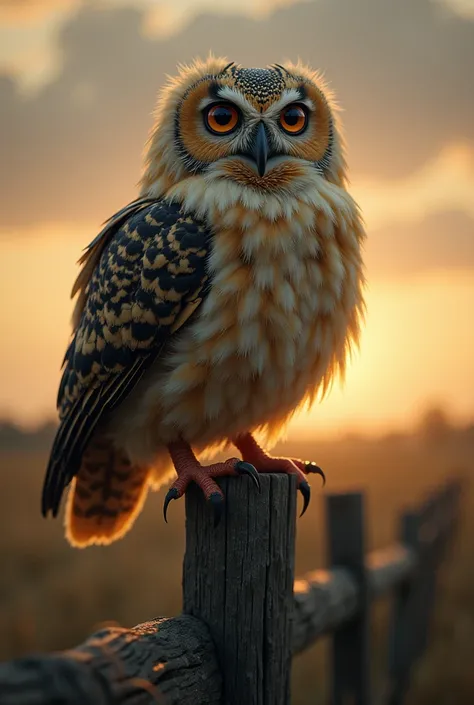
[41, 56, 366, 547]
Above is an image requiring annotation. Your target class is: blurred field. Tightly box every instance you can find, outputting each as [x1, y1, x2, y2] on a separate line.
[0, 413, 473, 703]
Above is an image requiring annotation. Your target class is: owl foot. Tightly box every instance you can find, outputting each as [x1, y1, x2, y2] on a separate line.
[232, 433, 325, 517]
[164, 440, 259, 526]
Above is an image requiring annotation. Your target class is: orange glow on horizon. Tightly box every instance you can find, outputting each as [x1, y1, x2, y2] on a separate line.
[1, 227, 473, 437]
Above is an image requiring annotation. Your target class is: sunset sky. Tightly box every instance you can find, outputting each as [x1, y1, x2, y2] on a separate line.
[1, 0, 473, 437]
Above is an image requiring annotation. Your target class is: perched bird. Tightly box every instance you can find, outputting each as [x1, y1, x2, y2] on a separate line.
[42, 57, 366, 547]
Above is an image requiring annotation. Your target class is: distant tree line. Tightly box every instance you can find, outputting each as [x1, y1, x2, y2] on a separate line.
[0, 420, 56, 451]
[0, 407, 473, 451]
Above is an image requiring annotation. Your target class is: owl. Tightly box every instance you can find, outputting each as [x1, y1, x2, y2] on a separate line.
[42, 57, 365, 547]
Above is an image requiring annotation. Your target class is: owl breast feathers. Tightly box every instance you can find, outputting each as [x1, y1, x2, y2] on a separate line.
[42, 57, 366, 547]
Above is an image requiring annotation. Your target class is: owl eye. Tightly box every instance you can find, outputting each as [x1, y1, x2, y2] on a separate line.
[204, 103, 240, 135]
[279, 104, 308, 135]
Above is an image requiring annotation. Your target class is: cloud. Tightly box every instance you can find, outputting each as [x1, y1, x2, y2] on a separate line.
[1, 0, 474, 227]
[366, 209, 474, 276]
[0, 0, 78, 22]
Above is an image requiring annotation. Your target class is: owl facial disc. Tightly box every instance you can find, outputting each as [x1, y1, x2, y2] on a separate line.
[140, 58, 345, 197]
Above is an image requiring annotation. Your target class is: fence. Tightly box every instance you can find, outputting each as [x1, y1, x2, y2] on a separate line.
[0, 474, 463, 705]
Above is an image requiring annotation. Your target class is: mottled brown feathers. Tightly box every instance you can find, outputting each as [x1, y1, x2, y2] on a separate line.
[65, 435, 150, 547]
[42, 199, 211, 519]
[71, 198, 157, 329]
[110, 170, 365, 469]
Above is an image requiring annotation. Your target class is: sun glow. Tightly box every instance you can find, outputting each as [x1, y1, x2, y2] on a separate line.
[1, 223, 473, 436]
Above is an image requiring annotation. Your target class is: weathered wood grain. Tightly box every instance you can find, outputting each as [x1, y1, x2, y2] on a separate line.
[0, 543, 426, 704]
[182, 473, 297, 705]
[0, 615, 221, 705]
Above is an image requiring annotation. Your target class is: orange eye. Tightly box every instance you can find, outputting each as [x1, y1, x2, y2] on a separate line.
[279, 104, 308, 134]
[204, 103, 239, 135]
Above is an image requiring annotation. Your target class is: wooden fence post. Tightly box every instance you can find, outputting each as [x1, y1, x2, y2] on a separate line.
[182, 473, 297, 705]
[415, 493, 444, 658]
[416, 481, 463, 663]
[387, 510, 421, 705]
[388, 481, 461, 705]
[326, 492, 371, 705]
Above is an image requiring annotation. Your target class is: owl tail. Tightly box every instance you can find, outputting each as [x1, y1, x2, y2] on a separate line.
[65, 436, 150, 547]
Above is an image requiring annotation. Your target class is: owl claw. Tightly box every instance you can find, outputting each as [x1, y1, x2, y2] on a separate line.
[164, 445, 260, 527]
[303, 461, 326, 486]
[298, 479, 311, 517]
[163, 487, 180, 523]
[235, 461, 261, 492]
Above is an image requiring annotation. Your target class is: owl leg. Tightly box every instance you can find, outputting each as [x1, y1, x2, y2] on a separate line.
[232, 433, 325, 516]
[164, 441, 260, 526]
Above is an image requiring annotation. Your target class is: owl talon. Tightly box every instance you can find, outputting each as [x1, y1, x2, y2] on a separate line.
[235, 461, 261, 491]
[303, 461, 326, 486]
[163, 487, 180, 523]
[166, 442, 260, 526]
[298, 479, 311, 517]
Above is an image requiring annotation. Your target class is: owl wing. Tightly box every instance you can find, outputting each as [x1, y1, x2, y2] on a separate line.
[42, 199, 212, 517]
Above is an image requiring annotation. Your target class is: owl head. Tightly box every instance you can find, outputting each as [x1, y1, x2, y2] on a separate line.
[140, 56, 347, 200]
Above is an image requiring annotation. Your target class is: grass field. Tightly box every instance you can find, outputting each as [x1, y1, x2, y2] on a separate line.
[0, 419, 472, 703]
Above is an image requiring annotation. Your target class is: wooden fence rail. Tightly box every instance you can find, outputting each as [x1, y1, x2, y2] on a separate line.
[0, 474, 463, 705]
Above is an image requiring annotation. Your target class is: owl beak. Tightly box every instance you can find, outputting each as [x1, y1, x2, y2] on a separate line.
[252, 122, 269, 177]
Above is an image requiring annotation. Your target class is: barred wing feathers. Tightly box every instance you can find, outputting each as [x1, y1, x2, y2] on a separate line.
[42, 199, 212, 516]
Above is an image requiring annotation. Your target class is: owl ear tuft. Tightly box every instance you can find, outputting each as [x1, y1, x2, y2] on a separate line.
[272, 63, 293, 78]
[218, 61, 236, 76]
